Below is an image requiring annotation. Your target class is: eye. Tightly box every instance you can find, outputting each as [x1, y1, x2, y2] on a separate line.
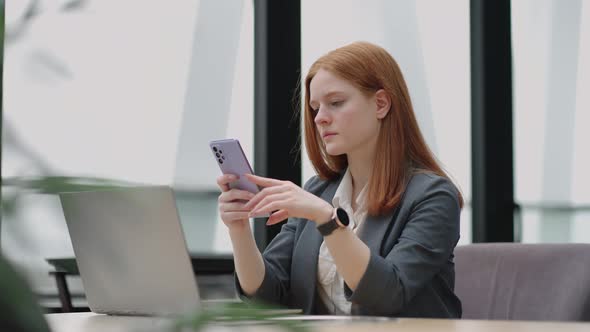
[330, 100, 344, 107]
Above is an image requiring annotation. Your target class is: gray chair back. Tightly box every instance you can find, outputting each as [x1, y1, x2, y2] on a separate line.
[454, 243, 590, 321]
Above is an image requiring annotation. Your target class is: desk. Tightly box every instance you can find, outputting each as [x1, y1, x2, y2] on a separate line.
[46, 312, 590, 332]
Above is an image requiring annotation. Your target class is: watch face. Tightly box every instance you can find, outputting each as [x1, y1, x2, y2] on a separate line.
[336, 208, 350, 226]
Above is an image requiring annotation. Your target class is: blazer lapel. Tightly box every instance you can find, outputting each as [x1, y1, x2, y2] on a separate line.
[357, 209, 396, 256]
[300, 173, 399, 314]
[296, 177, 341, 312]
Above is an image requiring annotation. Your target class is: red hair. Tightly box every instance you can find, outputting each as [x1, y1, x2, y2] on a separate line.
[303, 41, 463, 216]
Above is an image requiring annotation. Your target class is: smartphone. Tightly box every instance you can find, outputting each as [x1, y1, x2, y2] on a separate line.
[209, 139, 260, 194]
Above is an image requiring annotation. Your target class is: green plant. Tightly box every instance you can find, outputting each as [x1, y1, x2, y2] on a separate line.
[1, 176, 309, 332]
[1, 176, 132, 331]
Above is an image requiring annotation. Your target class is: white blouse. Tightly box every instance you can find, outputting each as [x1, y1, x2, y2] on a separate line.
[316, 168, 368, 314]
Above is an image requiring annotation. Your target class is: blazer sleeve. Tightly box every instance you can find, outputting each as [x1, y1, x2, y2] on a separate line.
[343, 176, 461, 315]
[234, 218, 299, 306]
[235, 177, 319, 306]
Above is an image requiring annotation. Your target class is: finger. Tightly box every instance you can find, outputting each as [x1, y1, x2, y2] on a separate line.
[244, 186, 288, 209]
[250, 199, 287, 218]
[220, 202, 252, 213]
[219, 189, 255, 203]
[217, 174, 239, 192]
[249, 193, 290, 215]
[244, 174, 283, 188]
[266, 210, 289, 225]
[221, 211, 252, 222]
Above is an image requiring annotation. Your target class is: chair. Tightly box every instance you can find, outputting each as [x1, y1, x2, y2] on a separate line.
[454, 243, 590, 321]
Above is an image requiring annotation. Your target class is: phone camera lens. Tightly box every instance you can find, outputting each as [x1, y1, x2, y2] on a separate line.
[218, 150, 222, 154]
[213, 147, 218, 152]
[221, 156, 225, 160]
[218, 159, 223, 164]
[215, 153, 220, 158]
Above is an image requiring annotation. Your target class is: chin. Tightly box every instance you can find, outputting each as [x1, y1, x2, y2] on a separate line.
[324, 144, 346, 156]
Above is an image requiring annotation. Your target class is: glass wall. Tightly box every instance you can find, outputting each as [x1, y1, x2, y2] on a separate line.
[301, 0, 472, 244]
[2, 0, 252, 297]
[512, 0, 590, 242]
[11, 0, 586, 303]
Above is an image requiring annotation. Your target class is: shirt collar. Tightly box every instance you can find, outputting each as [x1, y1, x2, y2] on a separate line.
[332, 168, 368, 218]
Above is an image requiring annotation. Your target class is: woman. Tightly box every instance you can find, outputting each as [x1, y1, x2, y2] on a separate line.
[216, 41, 463, 318]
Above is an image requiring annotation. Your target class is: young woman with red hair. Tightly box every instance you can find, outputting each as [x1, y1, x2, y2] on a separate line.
[217, 41, 463, 318]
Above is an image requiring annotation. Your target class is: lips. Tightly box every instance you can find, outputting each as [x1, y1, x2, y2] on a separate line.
[322, 132, 337, 138]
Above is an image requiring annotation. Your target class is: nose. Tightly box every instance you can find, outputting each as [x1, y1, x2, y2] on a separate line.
[314, 108, 330, 126]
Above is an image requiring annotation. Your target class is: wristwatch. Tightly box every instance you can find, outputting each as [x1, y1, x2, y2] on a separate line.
[316, 207, 350, 236]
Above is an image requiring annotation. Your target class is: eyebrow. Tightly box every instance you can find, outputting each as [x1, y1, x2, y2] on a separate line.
[309, 91, 345, 107]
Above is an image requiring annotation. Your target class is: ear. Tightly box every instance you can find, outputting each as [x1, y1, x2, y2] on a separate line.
[374, 89, 391, 119]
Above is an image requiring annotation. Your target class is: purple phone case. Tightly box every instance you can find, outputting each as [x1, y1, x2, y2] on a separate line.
[209, 139, 260, 194]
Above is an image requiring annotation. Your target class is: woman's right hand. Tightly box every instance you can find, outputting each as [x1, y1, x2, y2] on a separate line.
[217, 174, 256, 231]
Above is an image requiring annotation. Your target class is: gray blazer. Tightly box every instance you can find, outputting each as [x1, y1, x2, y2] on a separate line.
[235, 171, 462, 318]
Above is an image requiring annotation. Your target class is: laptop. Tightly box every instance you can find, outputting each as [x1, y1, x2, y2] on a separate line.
[59, 186, 292, 317]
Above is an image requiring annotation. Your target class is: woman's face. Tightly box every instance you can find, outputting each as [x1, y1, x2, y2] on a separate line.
[309, 69, 386, 157]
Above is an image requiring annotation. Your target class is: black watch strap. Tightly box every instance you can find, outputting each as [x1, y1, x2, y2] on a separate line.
[316, 218, 340, 236]
[316, 208, 349, 236]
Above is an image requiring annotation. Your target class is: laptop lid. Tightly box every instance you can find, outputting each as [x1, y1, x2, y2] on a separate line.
[60, 186, 200, 316]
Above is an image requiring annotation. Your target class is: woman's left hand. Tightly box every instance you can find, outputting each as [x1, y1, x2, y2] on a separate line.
[244, 174, 334, 226]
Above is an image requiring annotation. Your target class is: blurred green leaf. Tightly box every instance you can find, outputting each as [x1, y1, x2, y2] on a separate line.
[2, 176, 135, 194]
[0, 254, 51, 332]
[1, 176, 137, 219]
[174, 301, 307, 332]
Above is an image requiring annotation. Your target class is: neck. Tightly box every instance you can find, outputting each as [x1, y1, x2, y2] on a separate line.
[346, 146, 375, 196]
[346, 125, 381, 193]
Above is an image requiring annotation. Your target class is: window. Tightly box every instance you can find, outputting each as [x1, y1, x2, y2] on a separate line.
[3, 0, 253, 297]
[512, 0, 590, 242]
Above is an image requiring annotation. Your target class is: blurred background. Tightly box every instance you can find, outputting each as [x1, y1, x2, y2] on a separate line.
[1, 0, 589, 312]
